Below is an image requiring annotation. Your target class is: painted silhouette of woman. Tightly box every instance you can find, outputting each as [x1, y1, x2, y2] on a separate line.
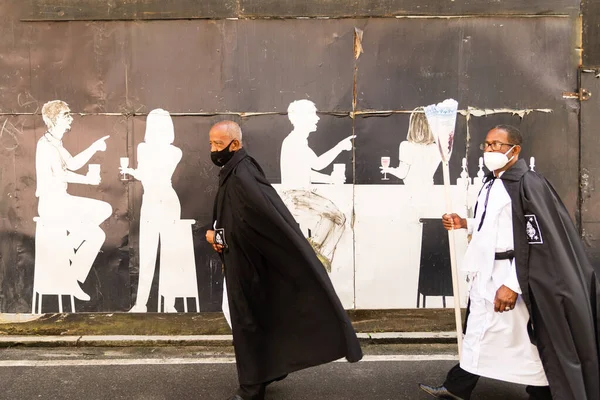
[122, 109, 182, 312]
[380, 106, 441, 187]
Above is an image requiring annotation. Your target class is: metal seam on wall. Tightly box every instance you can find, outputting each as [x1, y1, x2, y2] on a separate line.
[20, 15, 573, 22]
[0, 109, 554, 118]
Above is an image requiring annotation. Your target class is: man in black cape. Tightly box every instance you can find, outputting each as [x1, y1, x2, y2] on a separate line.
[420, 125, 599, 400]
[205, 121, 363, 400]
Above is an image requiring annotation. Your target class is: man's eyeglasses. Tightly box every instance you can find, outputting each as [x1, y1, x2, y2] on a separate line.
[479, 141, 517, 151]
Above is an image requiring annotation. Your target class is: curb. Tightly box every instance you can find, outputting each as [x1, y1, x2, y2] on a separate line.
[0, 332, 457, 348]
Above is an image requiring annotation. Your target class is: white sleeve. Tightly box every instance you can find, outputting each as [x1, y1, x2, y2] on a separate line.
[503, 258, 522, 294]
[466, 218, 475, 235]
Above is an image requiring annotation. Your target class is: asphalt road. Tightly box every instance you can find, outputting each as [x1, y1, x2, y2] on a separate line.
[0, 346, 531, 400]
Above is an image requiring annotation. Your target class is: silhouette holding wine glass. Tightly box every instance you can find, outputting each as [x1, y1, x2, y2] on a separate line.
[121, 109, 189, 313]
[380, 107, 441, 187]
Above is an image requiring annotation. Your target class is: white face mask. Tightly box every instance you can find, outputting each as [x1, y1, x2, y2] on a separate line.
[483, 146, 515, 172]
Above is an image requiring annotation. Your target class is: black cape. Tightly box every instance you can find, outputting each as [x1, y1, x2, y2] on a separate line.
[213, 148, 363, 385]
[496, 159, 600, 400]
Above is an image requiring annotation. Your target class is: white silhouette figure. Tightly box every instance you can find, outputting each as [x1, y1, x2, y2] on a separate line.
[280, 99, 355, 187]
[121, 109, 185, 313]
[34, 100, 112, 302]
[473, 156, 485, 187]
[279, 99, 352, 271]
[456, 157, 472, 188]
[380, 107, 441, 187]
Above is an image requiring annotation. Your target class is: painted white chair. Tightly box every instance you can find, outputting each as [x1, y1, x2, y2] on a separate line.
[31, 217, 75, 314]
[157, 219, 200, 312]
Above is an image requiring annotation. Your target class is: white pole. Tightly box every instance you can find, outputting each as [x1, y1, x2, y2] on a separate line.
[442, 161, 463, 358]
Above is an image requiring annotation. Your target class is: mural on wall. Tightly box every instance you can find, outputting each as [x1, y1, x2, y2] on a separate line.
[0, 12, 573, 315]
[26, 100, 539, 314]
[120, 109, 199, 313]
[32, 100, 112, 312]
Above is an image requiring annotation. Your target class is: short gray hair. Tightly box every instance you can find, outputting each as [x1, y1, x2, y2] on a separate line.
[213, 120, 243, 142]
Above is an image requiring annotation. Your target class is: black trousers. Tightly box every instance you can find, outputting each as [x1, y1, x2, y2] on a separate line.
[443, 364, 552, 400]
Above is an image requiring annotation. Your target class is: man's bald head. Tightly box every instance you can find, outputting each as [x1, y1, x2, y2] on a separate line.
[209, 120, 243, 153]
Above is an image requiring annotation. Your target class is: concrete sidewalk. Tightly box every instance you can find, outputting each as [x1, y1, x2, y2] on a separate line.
[0, 309, 460, 347]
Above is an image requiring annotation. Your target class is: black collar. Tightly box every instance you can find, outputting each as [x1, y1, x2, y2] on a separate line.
[499, 159, 529, 182]
[218, 148, 248, 186]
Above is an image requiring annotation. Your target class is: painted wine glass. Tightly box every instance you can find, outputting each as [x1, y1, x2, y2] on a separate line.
[120, 157, 129, 180]
[381, 156, 390, 180]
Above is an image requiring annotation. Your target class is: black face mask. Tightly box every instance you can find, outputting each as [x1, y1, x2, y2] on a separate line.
[211, 140, 236, 167]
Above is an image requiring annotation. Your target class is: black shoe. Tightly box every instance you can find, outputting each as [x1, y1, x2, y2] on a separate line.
[418, 384, 465, 400]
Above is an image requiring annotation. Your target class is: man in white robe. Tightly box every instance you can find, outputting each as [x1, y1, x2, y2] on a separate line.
[419, 125, 550, 400]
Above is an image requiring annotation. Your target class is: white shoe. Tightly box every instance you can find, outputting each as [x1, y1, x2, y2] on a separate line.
[164, 305, 177, 313]
[70, 283, 90, 301]
[128, 304, 147, 313]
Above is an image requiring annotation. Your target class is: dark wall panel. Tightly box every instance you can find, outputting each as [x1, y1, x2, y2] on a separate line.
[220, 20, 356, 112]
[0, 4, 37, 114]
[29, 24, 127, 114]
[357, 17, 576, 110]
[581, 71, 600, 264]
[583, 0, 600, 67]
[8, 19, 356, 114]
[126, 22, 224, 114]
[25, 0, 580, 21]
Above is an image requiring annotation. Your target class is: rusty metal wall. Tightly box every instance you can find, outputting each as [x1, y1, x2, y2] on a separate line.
[0, 1, 582, 313]
[580, 71, 600, 268]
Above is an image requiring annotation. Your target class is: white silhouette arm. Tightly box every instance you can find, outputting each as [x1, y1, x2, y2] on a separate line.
[380, 141, 411, 179]
[381, 163, 410, 180]
[66, 135, 110, 171]
[122, 143, 148, 181]
[311, 135, 355, 171]
[66, 147, 94, 171]
[312, 147, 342, 171]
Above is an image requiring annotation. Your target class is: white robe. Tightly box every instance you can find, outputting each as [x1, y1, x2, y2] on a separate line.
[215, 219, 232, 330]
[222, 278, 232, 329]
[459, 177, 548, 386]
